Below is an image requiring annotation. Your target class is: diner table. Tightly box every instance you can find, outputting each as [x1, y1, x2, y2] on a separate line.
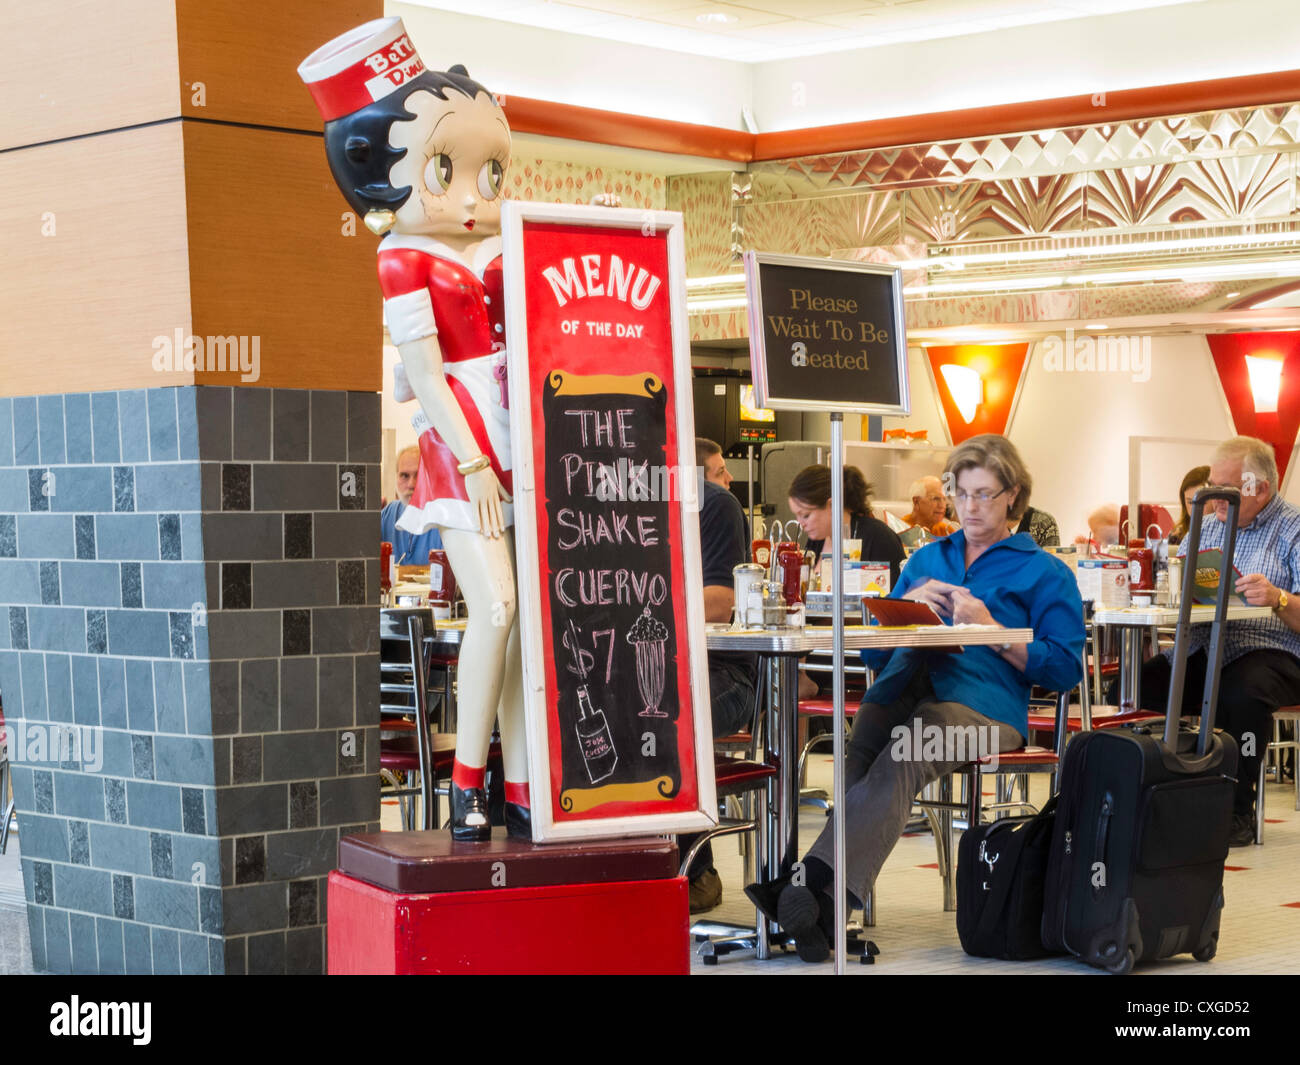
[1091, 603, 1273, 712]
[705, 620, 1032, 959]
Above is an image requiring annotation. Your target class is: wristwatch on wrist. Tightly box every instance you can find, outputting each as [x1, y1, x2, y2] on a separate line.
[1276, 590, 1290, 613]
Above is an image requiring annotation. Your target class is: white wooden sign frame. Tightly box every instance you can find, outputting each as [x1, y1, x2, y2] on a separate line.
[501, 200, 717, 842]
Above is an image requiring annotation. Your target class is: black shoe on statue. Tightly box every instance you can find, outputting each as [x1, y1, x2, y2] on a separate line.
[450, 783, 492, 842]
[504, 801, 532, 841]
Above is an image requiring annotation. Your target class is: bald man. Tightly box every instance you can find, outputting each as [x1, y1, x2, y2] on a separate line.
[1076, 503, 1120, 550]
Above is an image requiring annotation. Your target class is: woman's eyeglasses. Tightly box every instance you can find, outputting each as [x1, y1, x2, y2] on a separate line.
[951, 487, 1009, 506]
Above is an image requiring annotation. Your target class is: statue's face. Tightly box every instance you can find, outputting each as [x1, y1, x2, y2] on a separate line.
[388, 89, 511, 245]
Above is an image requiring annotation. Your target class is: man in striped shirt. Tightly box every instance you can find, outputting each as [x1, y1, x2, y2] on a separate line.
[1136, 436, 1300, 845]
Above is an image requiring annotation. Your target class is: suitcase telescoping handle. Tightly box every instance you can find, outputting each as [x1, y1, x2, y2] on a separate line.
[1166, 486, 1241, 753]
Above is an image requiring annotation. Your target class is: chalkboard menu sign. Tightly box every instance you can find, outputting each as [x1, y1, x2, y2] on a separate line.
[502, 202, 716, 843]
[745, 252, 910, 415]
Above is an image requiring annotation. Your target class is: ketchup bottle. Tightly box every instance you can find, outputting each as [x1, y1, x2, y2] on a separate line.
[1128, 538, 1154, 592]
[380, 541, 393, 605]
[428, 549, 455, 603]
[777, 541, 804, 605]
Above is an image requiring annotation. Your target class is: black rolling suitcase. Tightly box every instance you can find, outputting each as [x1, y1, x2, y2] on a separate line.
[1040, 487, 1242, 974]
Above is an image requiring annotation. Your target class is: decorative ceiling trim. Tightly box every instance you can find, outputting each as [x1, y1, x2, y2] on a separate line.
[501, 68, 1300, 164]
[752, 69, 1300, 161]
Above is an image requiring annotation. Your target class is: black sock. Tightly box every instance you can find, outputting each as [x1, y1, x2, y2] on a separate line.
[803, 857, 833, 894]
[802, 857, 862, 910]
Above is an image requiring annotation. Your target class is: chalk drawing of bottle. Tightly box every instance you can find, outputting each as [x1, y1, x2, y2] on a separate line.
[566, 619, 617, 784]
[575, 684, 617, 784]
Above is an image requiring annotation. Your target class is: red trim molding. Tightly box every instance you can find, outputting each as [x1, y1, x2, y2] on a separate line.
[501, 95, 753, 163]
[502, 68, 1300, 163]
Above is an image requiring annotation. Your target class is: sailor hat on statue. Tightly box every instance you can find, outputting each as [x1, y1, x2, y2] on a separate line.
[297, 16, 426, 122]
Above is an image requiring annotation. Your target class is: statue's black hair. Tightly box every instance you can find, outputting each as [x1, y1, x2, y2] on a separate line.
[322, 65, 493, 217]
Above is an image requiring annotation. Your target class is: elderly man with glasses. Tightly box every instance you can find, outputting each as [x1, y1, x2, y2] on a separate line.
[904, 475, 959, 539]
[1126, 435, 1300, 846]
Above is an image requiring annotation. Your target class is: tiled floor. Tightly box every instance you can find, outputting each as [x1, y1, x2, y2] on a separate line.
[3, 765, 1295, 975]
[686, 759, 1300, 975]
[0, 823, 34, 976]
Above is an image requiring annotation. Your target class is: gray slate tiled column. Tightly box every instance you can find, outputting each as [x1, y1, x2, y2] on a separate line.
[0, 386, 380, 974]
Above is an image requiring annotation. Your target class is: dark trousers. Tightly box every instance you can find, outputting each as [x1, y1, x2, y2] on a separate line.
[804, 670, 1021, 905]
[1130, 649, 1300, 816]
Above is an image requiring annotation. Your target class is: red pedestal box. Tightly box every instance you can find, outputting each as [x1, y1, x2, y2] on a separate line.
[327, 831, 688, 975]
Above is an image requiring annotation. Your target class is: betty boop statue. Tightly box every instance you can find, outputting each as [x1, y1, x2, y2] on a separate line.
[300, 18, 527, 841]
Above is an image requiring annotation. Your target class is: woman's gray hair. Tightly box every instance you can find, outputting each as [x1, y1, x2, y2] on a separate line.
[1213, 436, 1278, 489]
[944, 434, 1033, 521]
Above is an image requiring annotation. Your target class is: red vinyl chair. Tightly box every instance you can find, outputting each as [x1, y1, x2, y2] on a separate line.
[796, 691, 865, 810]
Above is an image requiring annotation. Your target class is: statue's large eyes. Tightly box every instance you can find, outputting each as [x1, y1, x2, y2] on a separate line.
[426, 153, 453, 192]
[344, 136, 370, 164]
[478, 159, 504, 200]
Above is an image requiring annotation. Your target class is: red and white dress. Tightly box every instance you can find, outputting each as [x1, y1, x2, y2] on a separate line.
[378, 233, 514, 534]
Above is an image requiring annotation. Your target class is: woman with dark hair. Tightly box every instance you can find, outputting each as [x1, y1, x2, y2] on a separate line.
[301, 19, 526, 842]
[1169, 464, 1212, 544]
[749, 435, 1084, 962]
[787, 464, 906, 590]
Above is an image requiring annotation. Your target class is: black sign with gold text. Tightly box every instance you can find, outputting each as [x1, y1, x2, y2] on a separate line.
[744, 252, 910, 415]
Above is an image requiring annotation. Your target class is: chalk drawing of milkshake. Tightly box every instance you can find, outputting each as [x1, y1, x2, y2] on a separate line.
[626, 607, 669, 719]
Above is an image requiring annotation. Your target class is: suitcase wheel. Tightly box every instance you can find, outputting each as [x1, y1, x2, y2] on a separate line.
[1105, 947, 1136, 976]
[1193, 941, 1217, 963]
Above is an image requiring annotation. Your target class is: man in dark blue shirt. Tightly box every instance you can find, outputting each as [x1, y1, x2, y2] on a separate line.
[684, 438, 758, 912]
[380, 445, 444, 565]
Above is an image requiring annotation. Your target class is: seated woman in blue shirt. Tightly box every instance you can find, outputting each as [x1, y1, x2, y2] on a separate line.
[746, 433, 1085, 962]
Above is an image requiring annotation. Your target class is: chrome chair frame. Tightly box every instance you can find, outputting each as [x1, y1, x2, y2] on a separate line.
[1255, 707, 1300, 844]
[0, 747, 12, 855]
[378, 614, 437, 830]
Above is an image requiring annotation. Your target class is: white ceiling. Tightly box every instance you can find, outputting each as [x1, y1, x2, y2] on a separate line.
[400, 0, 1211, 62]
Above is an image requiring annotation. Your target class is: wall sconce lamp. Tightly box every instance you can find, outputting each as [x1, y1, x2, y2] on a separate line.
[939, 363, 984, 423]
[1244, 354, 1283, 414]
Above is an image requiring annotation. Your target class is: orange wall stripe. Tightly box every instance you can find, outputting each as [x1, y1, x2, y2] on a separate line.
[501, 95, 753, 163]
[502, 68, 1300, 164]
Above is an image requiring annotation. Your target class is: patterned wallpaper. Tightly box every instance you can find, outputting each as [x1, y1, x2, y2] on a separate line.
[666, 172, 736, 279]
[506, 158, 666, 209]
